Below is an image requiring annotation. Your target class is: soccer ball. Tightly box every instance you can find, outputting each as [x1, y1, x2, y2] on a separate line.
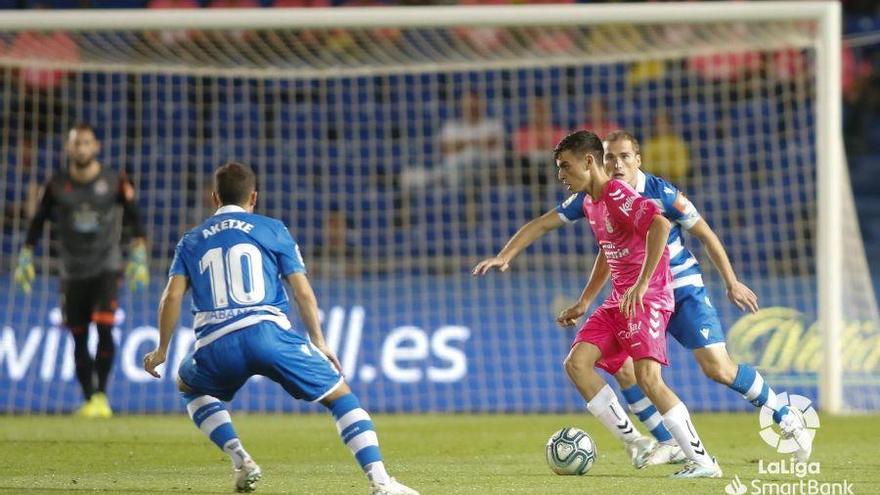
[545, 427, 597, 475]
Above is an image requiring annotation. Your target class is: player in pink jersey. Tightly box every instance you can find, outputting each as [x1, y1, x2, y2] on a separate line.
[475, 130, 721, 478]
[557, 130, 721, 478]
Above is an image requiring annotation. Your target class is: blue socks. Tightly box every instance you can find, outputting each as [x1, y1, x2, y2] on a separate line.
[183, 393, 250, 468]
[181, 391, 392, 484]
[327, 393, 390, 484]
[730, 364, 787, 422]
[731, 363, 783, 413]
[620, 385, 674, 443]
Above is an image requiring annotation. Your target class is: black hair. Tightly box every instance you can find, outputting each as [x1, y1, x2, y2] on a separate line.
[553, 130, 604, 163]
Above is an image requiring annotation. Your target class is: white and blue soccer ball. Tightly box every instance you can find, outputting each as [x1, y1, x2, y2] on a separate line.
[545, 427, 597, 475]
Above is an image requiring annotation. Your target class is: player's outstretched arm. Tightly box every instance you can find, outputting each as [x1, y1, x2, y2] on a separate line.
[15, 182, 54, 293]
[558, 251, 610, 327]
[621, 215, 671, 317]
[472, 209, 566, 275]
[143, 275, 188, 378]
[687, 219, 758, 313]
[120, 174, 150, 292]
[286, 272, 344, 373]
[23, 181, 54, 251]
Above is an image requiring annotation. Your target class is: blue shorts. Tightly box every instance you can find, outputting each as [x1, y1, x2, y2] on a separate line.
[666, 285, 726, 350]
[178, 321, 343, 402]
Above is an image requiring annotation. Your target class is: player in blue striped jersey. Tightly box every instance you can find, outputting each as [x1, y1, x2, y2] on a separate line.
[142, 162, 418, 495]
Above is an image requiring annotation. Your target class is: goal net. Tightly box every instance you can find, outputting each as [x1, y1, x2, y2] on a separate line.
[0, 4, 876, 414]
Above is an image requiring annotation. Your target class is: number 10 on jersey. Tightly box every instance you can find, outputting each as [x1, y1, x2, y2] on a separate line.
[199, 243, 266, 308]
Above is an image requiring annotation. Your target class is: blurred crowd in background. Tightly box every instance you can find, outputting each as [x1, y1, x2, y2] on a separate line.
[0, 0, 877, 282]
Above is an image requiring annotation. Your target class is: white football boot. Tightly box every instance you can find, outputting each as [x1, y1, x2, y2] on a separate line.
[233, 458, 262, 493]
[670, 457, 723, 479]
[642, 441, 687, 466]
[779, 407, 813, 462]
[369, 477, 420, 495]
[624, 436, 657, 469]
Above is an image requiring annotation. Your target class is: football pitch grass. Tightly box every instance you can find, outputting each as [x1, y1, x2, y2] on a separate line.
[2, 413, 876, 494]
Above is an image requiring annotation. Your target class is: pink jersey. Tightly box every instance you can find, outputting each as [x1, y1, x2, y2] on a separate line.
[582, 179, 674, 312]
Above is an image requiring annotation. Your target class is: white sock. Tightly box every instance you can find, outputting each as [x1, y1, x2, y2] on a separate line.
[661, 402, 713, 467]
[365, 461, 390, 485]
[587, 385, 641, 444]
[222, 438, 251, 469]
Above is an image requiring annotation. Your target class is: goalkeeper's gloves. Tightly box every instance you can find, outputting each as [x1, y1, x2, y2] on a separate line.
[14, 247, 35, 294]
[125, 243, 149, 292]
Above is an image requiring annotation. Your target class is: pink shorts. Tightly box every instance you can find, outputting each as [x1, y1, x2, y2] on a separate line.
[572, 303, 671, 374]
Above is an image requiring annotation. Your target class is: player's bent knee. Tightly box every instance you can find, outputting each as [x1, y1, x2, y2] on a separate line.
[563, 348, 597, 380]
[633, 362, 664, 393]
[634, 372, 661, 392]
[562, 356, 578, 379]
[319, 382, 352, 407]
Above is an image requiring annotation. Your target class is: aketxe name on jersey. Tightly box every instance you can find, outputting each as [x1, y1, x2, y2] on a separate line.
[202, 219, 255, 238]
[170, 204, 306, 350]
[557, 170, 704, 291]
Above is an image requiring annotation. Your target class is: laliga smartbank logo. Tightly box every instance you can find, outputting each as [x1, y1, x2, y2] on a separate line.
[723, 394, 854, 495]
[759, 393, 820, 454]
[724, 460, 854, 495]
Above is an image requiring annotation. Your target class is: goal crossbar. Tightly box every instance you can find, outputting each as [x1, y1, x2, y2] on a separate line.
[0, 2, 838, 31]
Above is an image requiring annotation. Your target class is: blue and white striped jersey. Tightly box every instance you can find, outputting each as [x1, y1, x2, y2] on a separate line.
[556, 171, 705, 290]
[169, 205, 306, 348]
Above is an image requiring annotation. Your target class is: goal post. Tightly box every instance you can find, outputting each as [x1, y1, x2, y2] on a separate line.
[814, 2, 844, 415]
[0, 2, 869, 415]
